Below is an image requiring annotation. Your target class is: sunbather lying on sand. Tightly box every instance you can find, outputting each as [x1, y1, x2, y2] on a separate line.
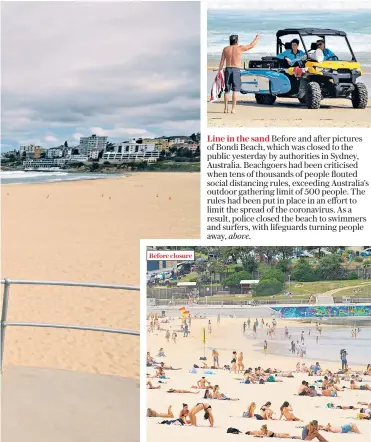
[147, 405, 174, 418]
[323, 423, 360, 434]
[246, 424, 300, 438]
[167, 388, 199, 394]
[350, 380, 371, 390]
[212, 385, 239, 401]
[147, 381, 161, 389]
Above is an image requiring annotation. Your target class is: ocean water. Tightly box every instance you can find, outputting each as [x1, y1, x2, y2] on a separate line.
[0, 171, 122, 185]
[249, 324, 371, 366]
[208, 10, 371, 66]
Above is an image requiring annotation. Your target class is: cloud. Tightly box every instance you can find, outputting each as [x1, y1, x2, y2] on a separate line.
[1, 2, 200, 151]
[44, 135, 58, 143]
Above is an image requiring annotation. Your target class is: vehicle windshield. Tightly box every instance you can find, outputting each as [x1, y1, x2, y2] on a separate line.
[301, 35, 355, 62]
[278, 34, 355, 62]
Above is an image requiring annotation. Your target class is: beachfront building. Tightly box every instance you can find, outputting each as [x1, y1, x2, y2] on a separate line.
[46, 147, 64, 159]
[20, 144, 43, 158]
[101, 138, 159, 163]
[69, 154, 89, 163]
[23, 158, 68, 170]
[79, 134, 107, 156]
[142, 137, 169, 151]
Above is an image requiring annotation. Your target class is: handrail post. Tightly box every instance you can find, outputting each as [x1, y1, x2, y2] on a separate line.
[0, 278, 11, 373]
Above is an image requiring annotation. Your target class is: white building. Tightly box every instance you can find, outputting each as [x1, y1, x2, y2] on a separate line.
[23, 158, 68, 170]
[102, 150, 160, 163]
[79, 134, 107, 155]
[20, 144, 42, 157]
[111, 139, 156, 154]
[69, 154, 89, 163]
[90, 149, 100, 160]
[47, 147, 64, 158]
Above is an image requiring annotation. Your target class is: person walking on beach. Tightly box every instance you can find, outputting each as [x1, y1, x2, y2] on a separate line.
[212, 349, 220, 368]
[183, 323, 189, 337]
[218, 33, 260, 114]
[291, 341, 296, 355]
[316, 335, 319, 344]
[247, 318, 251, 328]
[172, 330, 177, 343]
[165, 329, 170, 343]
[263, 340, 268, 356]
[243, 321, 246, 333]
[208, 320, 212, 334]
[341, 349, 348, 370]
[217, 314, 220, 325]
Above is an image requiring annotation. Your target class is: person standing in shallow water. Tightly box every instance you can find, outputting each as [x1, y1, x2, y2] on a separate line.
[218, 33, 260, 114]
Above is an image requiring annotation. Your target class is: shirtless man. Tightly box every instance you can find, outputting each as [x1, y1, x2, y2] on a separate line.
[192, 376, 212, 389]
[218, 33, 260, 114]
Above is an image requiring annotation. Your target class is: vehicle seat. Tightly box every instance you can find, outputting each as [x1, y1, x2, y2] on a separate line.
[284, 42, 291, 50]
[310, 42, 317, 51]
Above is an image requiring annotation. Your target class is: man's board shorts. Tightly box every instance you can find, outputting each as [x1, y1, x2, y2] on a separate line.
[224, 67, 241, 92]
[341, 424, 352, 433]
[360, 385, 366, 390]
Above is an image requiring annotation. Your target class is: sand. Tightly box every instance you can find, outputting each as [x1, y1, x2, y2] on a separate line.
[207, 97, 371, 128]
[207, 69, 371, 127]
[1, 172, 200, 379]
[146, 317, 371, 442]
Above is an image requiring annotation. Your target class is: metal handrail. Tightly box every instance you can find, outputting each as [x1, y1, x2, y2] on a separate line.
[0, 278, 140, 373]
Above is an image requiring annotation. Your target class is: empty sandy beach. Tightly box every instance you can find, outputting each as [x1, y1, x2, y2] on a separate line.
[1, 172, 200, 379]
[146, 316, 370, 442]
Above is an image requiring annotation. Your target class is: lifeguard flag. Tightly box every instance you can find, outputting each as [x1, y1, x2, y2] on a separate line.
[202, 327, 206, 344]
[179, 307, 186, 313]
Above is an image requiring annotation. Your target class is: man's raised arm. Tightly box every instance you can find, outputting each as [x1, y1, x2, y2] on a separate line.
[241, 33, 260, 52]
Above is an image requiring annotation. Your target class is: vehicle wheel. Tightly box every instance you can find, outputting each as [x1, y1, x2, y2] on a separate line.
[306, 82, 321, 109]
[255, 94, 263, 104]
[351, 83, 368, 109]
[298, 96, 307, 104]
[256, 93, 276, 105]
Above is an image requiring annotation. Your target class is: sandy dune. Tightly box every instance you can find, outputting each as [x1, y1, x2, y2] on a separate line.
[1, 172, 200, 378]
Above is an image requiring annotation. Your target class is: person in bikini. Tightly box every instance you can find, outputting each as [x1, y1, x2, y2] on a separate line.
[147, 405, 174, 418]
[218, 33, 260, 114]
[179, 403, 191, 424]
[189, 402, 214, 426]
[167, 388, 199, 394]
[279, 401, 302, 421]
[350, 380, 371, 390]
[246, 424, 300, 438]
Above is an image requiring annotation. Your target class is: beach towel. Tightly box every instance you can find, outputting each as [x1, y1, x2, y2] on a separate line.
[210, 70, 225, 103]
[204, 370, 216, 375]
[189, 367, 197, 374]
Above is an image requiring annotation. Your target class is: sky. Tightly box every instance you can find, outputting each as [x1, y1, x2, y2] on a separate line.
[208, 0, 371, 9]
[1, 2, 200, 151]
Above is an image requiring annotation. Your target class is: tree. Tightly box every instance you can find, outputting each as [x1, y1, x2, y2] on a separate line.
[190, 133, 197, 142]
[316, 254, 348, 280]
[273, 246, 294, 260]
[64, 141, 68, 147]
[219, 247, 256, 271]
[260, 268, 285, 283]
[276, 259, 290, 273]
[291, 259, 317, 282]
[223, 271, 252, 287]
[254, 279, 284, 297]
